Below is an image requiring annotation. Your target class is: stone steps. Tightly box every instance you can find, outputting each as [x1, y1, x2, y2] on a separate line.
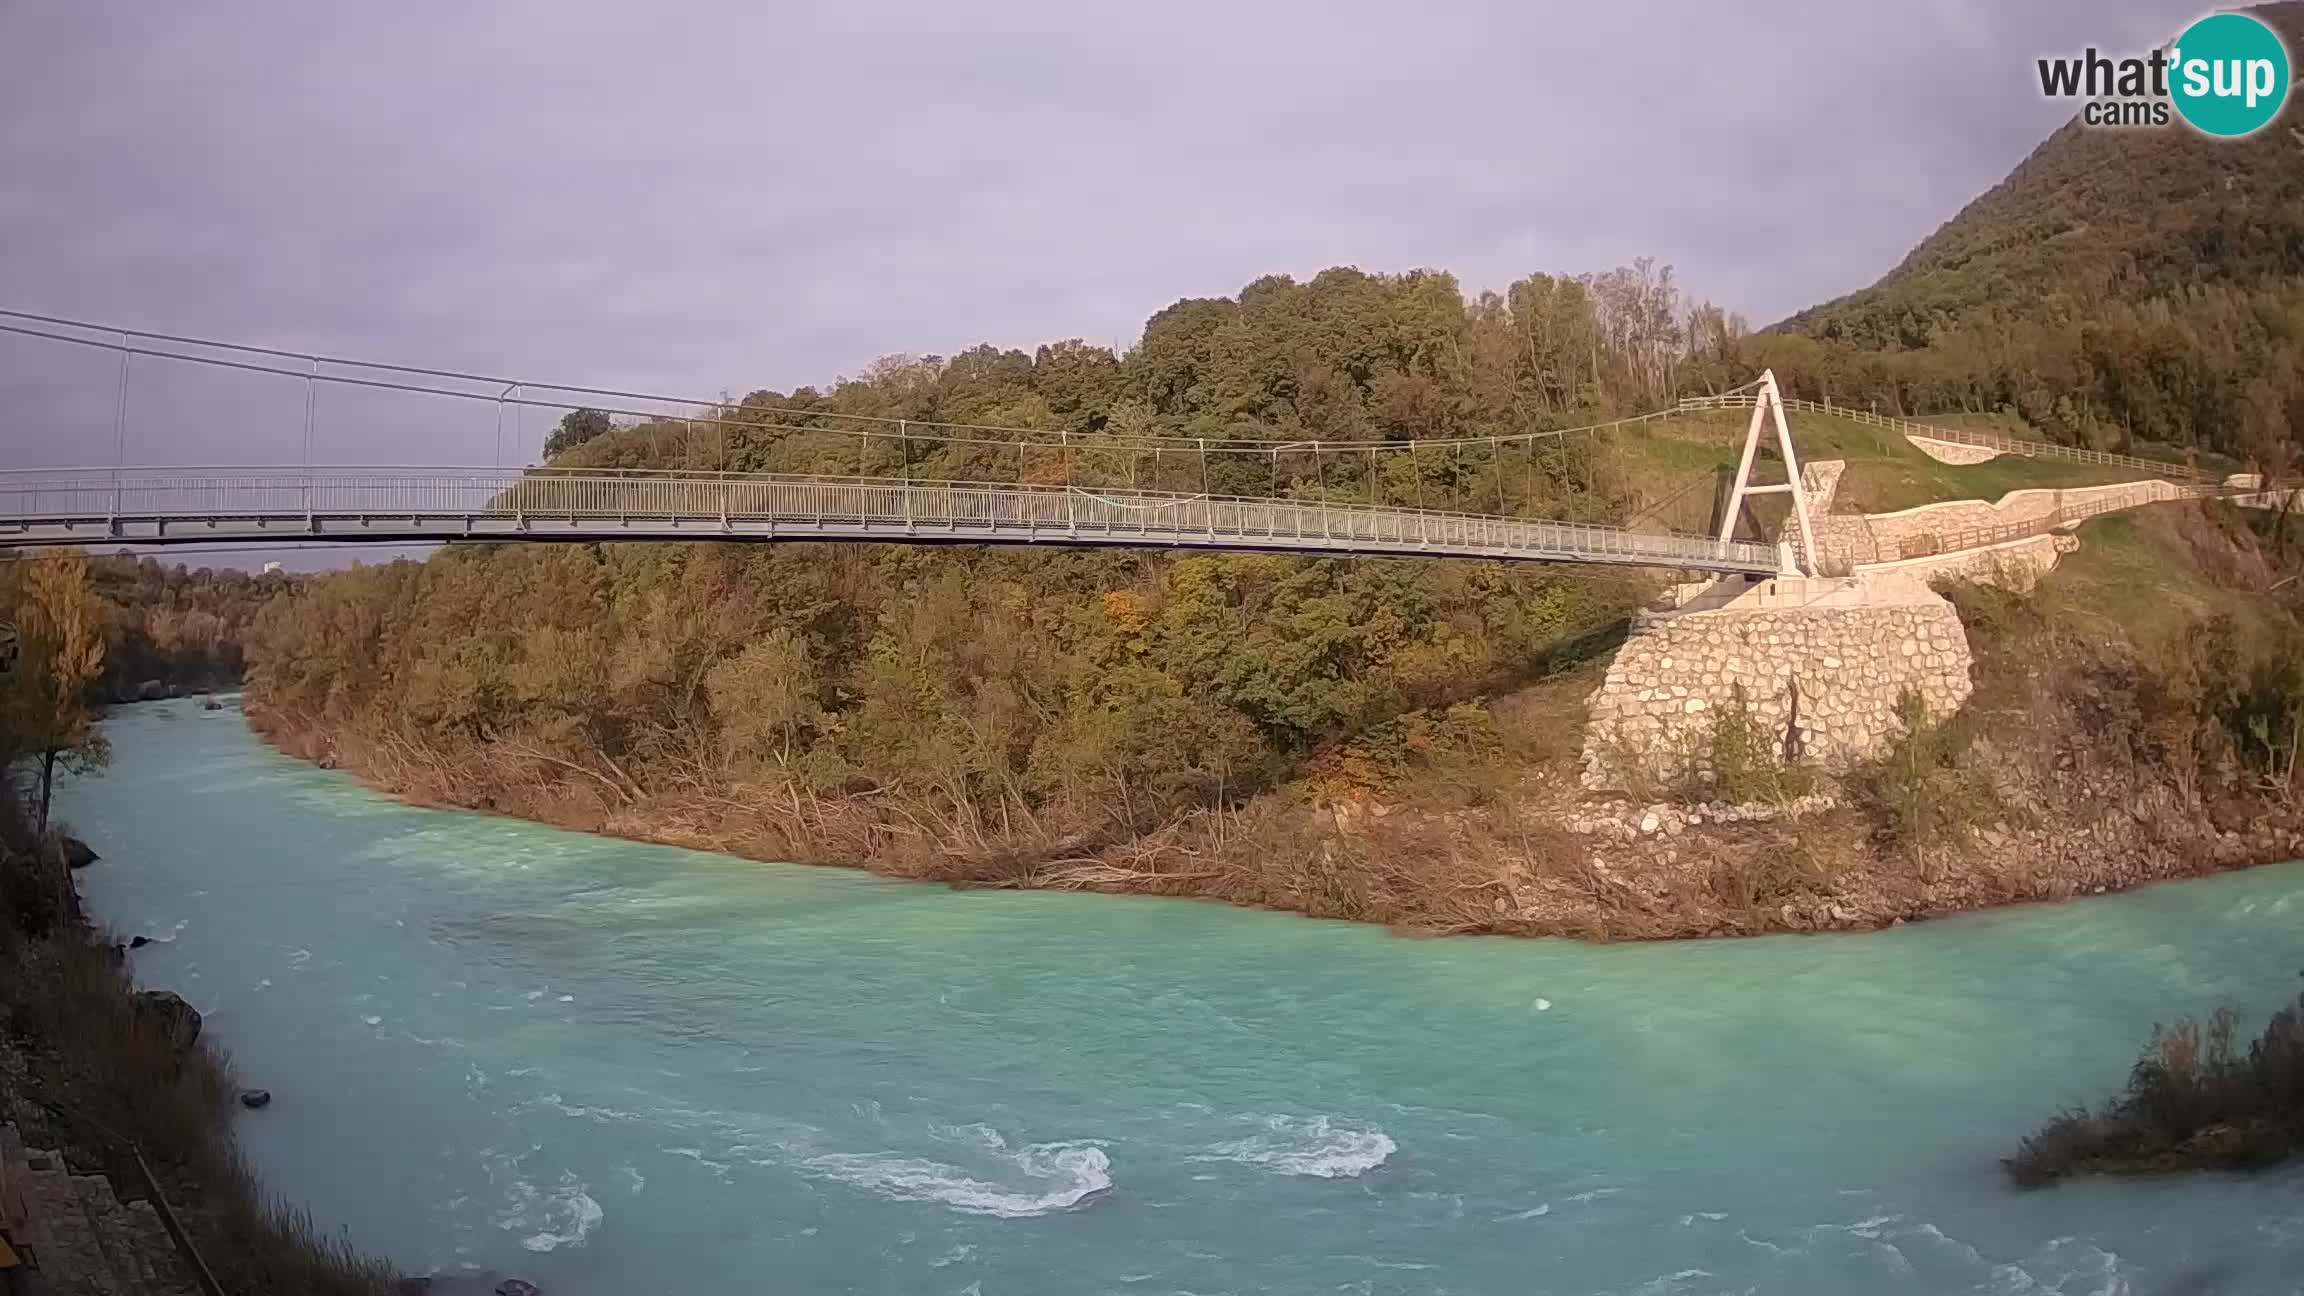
[0, 1123, 200, 1295]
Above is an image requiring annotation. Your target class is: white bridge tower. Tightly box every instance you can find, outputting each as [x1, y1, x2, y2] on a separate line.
[1714, 369, 1820, 577]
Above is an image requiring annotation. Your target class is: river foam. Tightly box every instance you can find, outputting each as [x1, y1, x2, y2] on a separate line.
[1201, 1115, 1396, 1178]
[804, 1124, 1113, 1218]
[496, 1171, 604, 1252]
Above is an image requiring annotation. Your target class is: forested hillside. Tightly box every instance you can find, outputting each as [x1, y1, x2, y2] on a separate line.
[244, 51, 2304, 888]
[559, 261, 1749, 466]
[1756, 1, 2304, 465]
[86, 555, 287, 699]
[242, 255, 1803, 862]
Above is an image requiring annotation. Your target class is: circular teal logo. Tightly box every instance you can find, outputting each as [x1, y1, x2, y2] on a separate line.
[2169, 12, 2290, 137]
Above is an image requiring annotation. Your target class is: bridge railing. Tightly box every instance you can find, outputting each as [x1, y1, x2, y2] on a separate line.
[1677, 393, 2210, 480]
[0, 466, 1783, 572]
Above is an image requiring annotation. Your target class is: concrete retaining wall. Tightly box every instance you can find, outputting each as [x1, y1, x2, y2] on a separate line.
[1908, 436, 2003, 465]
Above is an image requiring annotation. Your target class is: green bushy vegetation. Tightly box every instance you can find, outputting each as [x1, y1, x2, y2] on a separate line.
[1825, 504, 2304, 865]
[251, 257, 1764, 871]
[1846, 688, 2000, 856]
[247, 540, 1640, 866]
[234, 29, 2304, 942]
[1700, 685, 1814, 805]
[1918, 410, 2048, 442]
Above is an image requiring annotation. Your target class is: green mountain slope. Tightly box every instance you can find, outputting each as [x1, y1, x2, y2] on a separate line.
[1754, 1, 2304, 464]
[1784, 1, 2304, 348]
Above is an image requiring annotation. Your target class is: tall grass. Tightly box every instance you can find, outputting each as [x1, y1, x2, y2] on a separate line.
[2008, 990, 2304, 1185]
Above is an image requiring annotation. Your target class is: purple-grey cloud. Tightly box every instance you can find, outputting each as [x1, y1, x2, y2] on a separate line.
[1, 0, 2202, 487]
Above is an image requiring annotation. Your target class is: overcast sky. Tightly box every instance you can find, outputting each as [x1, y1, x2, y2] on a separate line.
[1, 0, 2201, 491]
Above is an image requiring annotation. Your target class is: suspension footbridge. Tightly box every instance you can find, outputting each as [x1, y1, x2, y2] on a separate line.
[0, 466, 1784, 572]
[0, 312, 1809, 574]
[1, 311, 2234, 576]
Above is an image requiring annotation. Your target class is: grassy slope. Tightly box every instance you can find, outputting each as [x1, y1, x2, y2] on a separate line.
[1615, 409, 2156, 522]
[1913, 411, 2242, 478]
[2036, 507, 2285, 645]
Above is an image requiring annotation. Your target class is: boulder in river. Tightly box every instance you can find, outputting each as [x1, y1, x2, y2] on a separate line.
[132, 990, 202, 1048]
[495, 1280, 542, 1296]
[57, 835, 98, 869]
[239, 1089, 272, 1110]
[128, 935, 152, 950]
[137, 679, 166, 701]
[200, 697, 223, 711]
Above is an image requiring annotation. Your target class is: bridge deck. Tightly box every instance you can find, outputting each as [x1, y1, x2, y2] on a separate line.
[0, 468, 1782, 573]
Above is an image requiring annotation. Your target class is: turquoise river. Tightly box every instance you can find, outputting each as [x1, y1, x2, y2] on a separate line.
[58, 700, 2304, 1294]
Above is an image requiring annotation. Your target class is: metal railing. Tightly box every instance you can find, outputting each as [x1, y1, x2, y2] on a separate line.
[0, 466, 1784, 574]
[1677, 394, 2210, 480]
[114, 1141, 228, 1296]
[62, 1109, 228, 1296]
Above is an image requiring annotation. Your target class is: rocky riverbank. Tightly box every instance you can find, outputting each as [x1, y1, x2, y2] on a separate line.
[0, 801, 397, 1293]
[245, 688, 2304, 944]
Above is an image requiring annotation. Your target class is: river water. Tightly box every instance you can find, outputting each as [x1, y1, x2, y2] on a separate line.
[58, 699, 2304, 1294]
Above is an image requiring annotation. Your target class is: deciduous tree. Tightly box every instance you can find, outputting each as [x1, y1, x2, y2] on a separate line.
[2, 548, 110, 834]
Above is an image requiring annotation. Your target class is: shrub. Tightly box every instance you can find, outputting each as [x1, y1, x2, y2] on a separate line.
[1849, 687, 2000, 853]
[1700, 684, 1813, 804]
[1322, 701, 1510, 805]
[2009, 989, 2304, 1185]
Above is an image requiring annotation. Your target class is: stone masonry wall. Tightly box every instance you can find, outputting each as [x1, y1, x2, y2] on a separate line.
[1582, 589, 1974, 791]
[1861, 479, 2189, 551]
[1808, 477, 2192, 570]
[1853, 532, 2077, 592]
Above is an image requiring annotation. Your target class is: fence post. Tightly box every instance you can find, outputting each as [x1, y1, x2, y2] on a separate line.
[900, 419, 912, 532]
[1400, 442, 1419, 544]
[111, 337, 131, 530]
[1200, 438, 1212, 536]
[1315, 441, 1329, 538]
[302, 357, 320, 527]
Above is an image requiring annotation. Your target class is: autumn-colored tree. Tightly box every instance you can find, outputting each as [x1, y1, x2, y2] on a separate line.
[2, 548, 110, 834]
[81, 550, 283, 697]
